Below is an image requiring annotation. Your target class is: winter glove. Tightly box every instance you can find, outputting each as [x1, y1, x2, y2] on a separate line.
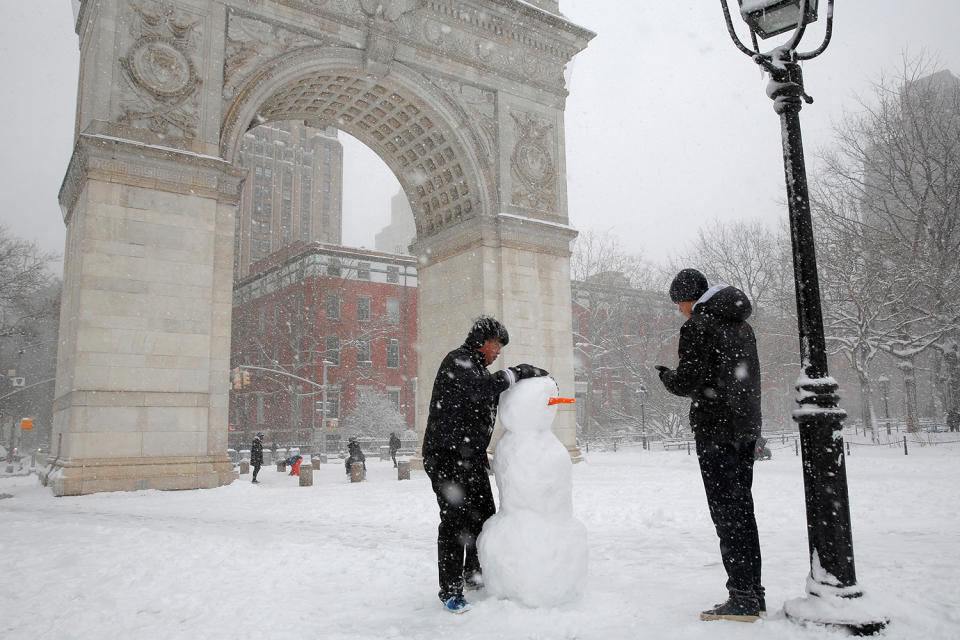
[510, 363, 549, 380]
[655, 364, 669, 381]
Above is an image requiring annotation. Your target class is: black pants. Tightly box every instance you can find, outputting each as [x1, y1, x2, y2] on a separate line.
[696, 439, 763, 599]
[424, 456, 495, 602]
[252, 464, 261, 481]
[391, 450, 398, 466]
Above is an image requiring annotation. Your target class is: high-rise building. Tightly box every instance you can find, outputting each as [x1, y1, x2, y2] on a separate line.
[374, 190, 416, 255]
[233, 121, 344, 279]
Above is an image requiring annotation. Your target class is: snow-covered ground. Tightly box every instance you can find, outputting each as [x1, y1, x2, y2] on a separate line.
[2, 442, 959, 639]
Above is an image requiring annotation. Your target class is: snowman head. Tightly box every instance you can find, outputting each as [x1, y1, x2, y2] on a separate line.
[499, 376, 574, 433]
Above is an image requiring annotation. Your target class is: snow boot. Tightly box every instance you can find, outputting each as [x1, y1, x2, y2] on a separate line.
[464, 572, 484, 591]
[700, 594, 761, 622]
[442, 595, 471, 613]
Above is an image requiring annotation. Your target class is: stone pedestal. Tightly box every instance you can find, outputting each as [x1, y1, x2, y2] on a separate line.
[239, 460, 249, 475]
[48, 131, 244, 496]
[397, 460, 411, 481]
[277, 462, 286, 472]
[299, 464, 313, 487]
[350, 462, 364, 483]
[379, 446, 390, 461]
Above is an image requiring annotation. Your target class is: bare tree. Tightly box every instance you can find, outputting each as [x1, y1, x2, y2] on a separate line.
[812, 55, 960, 431]
[342, 389, 406, 439]
[0, 225, 59, 338]
[571, 230, 687, 443]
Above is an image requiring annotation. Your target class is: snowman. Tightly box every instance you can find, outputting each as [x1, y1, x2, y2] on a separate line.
[477, 376, 588, 607]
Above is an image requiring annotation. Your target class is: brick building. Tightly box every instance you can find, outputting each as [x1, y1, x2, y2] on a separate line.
[229, 241, 417, 451]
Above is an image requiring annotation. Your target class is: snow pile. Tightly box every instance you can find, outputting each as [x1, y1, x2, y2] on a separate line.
[478, 377, 587, 607]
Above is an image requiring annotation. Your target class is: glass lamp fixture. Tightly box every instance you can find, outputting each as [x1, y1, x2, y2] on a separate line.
[738, 0, 818, 38]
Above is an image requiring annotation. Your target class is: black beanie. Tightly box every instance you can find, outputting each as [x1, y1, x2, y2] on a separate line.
[464, 315, 510, 348]
[669, 268, 709, 303]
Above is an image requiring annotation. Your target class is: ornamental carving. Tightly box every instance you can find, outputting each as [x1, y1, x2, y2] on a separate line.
[510, 111, 556, 211]
[119, 1, 202, 138]
[425, 74, 496, 163]
[223, 11, 329, 102]
[359, 0, 422, 74]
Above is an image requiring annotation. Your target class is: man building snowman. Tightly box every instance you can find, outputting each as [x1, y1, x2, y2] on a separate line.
[421, 316, 548, 613]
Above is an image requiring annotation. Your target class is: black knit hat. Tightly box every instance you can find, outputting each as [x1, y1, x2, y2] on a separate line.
[669, 268, 709, 303]
[464, 315, 510, 348]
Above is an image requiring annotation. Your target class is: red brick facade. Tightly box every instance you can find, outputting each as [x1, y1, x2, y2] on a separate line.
[229, 242, 417, 450]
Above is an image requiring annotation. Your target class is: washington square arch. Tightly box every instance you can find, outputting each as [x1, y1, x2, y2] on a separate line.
[48, 0, 594, 495]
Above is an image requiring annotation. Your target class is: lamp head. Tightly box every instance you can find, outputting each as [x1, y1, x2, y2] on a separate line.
[738, 0, 818, 39]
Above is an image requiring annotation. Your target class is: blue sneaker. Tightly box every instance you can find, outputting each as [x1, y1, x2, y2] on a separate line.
[442, 595, 471, 614]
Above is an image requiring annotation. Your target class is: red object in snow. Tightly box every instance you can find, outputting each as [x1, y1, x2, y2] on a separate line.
[290, 457, 302, 476]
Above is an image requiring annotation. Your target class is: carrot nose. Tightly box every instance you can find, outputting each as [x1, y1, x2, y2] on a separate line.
[547, 397, 576, 406]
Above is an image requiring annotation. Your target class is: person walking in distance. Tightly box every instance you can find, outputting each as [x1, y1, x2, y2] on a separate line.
[421, 316, 548, 613]
[389, 431, 401, 468]
[251, 432, 264, 484]
[657, 268, 764, 622]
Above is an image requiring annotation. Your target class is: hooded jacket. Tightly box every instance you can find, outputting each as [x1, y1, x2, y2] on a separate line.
[661, 285, 762, 443]
[421, 344, 513, 464]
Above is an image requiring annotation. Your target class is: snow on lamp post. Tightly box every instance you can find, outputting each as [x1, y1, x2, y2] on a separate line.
[720, 0, 887, 633]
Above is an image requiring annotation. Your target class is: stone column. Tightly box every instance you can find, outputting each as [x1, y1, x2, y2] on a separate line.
[48, 133, 244, 495]
[412, 213, 579, 463]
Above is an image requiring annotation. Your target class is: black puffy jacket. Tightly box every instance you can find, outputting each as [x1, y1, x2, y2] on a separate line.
[251, 437, 263, 466]
[421, 344, 512, 464]
[660, 285, 762, 443]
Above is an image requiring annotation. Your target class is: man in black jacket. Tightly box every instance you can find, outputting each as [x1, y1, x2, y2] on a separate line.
[421, 316, 548, 613]
[250, 432, 264, 484]
[658, 268, 764, 622]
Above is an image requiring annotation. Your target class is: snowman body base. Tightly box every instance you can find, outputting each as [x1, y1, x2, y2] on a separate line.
[478, 377, 588, 607]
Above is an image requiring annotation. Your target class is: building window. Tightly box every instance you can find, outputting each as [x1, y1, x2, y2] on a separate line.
[387, 266, 399, 283]
[387, 388, 400, 410]
[357, 338, 370, 364]
[386, 297, 400, 324]
[357, 262, 370, 280]
[358, 296, 371, 322]
[326, 293, 340, 319]
[387, 339, 399, 369]
[326, 335, 340, 366]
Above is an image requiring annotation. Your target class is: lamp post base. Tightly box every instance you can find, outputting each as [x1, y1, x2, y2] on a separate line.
[783, 580, 888, 636]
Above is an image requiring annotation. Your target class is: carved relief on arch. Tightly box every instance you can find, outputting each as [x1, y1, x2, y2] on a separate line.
[509, 110, 556, 212]
[118, 0, 203, 138]
[222, 10, 330, 105]
[422, 74, 496, 164]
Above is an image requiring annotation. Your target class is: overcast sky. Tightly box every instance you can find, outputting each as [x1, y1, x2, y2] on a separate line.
[1, 2, 958, 275]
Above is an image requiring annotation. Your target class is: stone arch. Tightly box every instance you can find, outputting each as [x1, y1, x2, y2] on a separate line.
[49, 0, 593, 495]
[220, 47, 494, 240]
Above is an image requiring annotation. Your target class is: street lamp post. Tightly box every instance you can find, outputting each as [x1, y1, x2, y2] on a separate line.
[637, 383, 647, 450]
[720, 0, 886, 633]
[319, 359, 331, 458]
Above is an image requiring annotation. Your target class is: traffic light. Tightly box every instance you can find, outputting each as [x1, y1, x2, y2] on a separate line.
[232, 367, 242, 390]
[242, 369, 251, 388]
